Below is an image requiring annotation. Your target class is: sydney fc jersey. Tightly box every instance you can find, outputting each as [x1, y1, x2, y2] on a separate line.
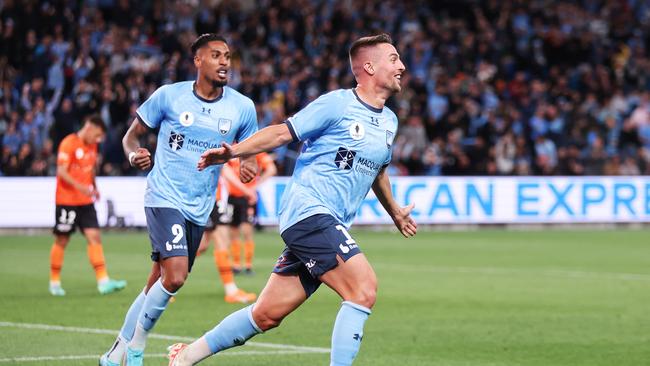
[279, 89, 398, 232]
[137, 81, 257, 225]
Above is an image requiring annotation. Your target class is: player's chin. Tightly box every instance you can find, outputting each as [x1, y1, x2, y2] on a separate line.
[210, 78, 228, 88]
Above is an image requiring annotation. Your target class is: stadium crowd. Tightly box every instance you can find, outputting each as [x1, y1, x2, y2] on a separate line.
[1, 0, 650, 177]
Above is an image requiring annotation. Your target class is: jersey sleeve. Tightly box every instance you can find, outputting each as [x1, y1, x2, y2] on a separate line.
[56, 137, 74, 166]
[285, 91, 345, 142]
[136, 85, 168, 129]
[383, 114, 398, 166]
[235, 100, 258, 142]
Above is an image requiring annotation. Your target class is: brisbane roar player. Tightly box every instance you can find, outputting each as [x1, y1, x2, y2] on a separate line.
[49, 114, 127, 296]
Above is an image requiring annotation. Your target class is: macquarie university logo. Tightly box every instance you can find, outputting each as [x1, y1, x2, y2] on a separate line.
[169, 131, 185, 151]
[334, 147, 356, 170]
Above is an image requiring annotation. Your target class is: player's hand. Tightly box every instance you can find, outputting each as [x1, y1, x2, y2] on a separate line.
[131, 148, 152, 170]
[391, 203, 417, 238]
[197, 143, 234, 171]
[239, 160, 257, 183]
[78, 184, 93, 197]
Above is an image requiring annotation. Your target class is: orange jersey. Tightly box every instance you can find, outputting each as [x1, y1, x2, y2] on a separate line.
[223, 153, 275, 198]
[55, 133, 98, 205]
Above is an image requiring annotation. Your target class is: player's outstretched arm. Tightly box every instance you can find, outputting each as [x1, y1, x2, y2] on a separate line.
[123, 118, 152, 170]
[198, 123, 293, 171]
[372, 166, 417, 238]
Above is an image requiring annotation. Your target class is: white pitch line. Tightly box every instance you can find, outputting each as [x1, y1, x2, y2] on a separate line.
[0, 321, 330, 354]
[0, 350, 317, 363]
[375, 263, 650, 282]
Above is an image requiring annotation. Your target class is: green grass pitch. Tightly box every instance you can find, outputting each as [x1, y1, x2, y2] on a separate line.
[1, 228, 650, 365]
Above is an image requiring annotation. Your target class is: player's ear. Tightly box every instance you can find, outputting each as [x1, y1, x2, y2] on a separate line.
[193, 54, 201, 68]
[363, 62, 374, 75]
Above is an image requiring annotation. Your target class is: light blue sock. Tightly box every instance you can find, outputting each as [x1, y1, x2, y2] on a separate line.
[330, 301, 371, 366]
[204, 304, 262, 353]
[138, 279, 175, 331]
[120, 290, 146, 341]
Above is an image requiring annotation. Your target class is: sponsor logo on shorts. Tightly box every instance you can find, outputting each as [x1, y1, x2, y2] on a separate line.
[165, 241, 187, 251]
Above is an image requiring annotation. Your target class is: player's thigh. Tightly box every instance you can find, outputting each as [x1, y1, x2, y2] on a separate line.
[253, 273, 308, 330]
[144, 207, 204, 272]
[319, 253, 377, 302]
[77, 204, 100, 240]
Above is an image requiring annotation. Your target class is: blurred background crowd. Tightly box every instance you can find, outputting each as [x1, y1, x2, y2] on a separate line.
[1, 0, 650, 177]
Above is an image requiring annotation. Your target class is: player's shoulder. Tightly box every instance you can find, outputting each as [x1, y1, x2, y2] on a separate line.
[382, 106, 399, 127]
[224, 86, 255, 109]
[59, 133, 79, 149]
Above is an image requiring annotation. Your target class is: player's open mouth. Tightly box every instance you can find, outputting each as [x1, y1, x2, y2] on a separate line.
[395, 74, 402, 82]
[217, 70, 228, 78]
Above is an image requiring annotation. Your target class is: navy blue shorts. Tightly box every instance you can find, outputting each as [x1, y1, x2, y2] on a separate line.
[273, 214, 362, 297]
[145, 207, 205, 272]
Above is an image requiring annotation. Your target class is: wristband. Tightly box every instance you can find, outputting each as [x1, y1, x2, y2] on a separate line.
[128, 151, 136, 166]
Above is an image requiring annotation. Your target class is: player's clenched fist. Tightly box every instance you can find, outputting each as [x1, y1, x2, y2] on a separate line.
[129, 147, 152, 170]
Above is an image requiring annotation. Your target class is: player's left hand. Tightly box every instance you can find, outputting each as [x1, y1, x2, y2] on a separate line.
[392, 203, 417, 238]
[198, 143, 234, 171]
[239, 160, 257, 183]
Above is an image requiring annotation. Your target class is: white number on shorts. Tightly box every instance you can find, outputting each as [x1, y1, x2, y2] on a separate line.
[171, 224, 184, 244]
[335, 225, 356, 245]
[58, 209, 77, 224]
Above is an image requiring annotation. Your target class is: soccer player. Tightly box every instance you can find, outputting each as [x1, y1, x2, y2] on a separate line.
[49, 114, 126, 296]
[226, 151, 277, 275]
[168, 33, 416, 366]
[99, 34, 258, 366]
[196, 165, 257, 304]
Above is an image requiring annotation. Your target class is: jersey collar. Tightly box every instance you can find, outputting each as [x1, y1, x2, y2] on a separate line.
[352, 88, 383, 113]
[192, 82, 225, 103]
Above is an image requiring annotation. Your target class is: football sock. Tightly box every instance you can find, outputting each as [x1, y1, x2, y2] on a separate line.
[183, 304, 261, 363]
[87, 243, 108, 282]
[244, 240, 255, 269]
[214, 248, 235, 288]
[106, 290, 146, 363]
[49, 243, 65, 283]
[330, 301, 371, 366]
[130, 279, 175, 350]
[230, 239, 242, 268]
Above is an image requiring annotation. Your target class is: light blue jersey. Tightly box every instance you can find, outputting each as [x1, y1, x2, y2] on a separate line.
[279, 89, 398, 233]
[137, 81, 257, 225]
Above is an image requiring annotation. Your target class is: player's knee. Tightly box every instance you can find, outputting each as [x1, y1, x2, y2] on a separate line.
[161, 272, 187, 292]
[349, 280, 377, 309]
[252, 308, 284, 331]
[54, 235, 69, 247]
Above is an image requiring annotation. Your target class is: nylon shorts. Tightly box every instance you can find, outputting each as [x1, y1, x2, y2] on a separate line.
[273, 214, 361, 297]
[53, 204, 99, 235]
[145, 207, 205, 272]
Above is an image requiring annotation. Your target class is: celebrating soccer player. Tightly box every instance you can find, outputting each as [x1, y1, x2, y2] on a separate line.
[49, 115, 126, 296]
[168, 33, 416, 366]
[99, 34, 258, 366]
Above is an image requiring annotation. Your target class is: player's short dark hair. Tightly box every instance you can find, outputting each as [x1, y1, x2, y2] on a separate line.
[349, 33, 394, 60]
[191, 33, 228, 55]
[84, 114, 106, 132]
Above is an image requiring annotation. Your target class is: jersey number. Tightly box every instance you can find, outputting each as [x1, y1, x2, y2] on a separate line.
[171, 224, 184, 243]
[335, 225, 356, 245]
[58, 209, 77, 224]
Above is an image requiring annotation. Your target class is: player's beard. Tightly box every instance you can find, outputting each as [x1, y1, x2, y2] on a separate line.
[210, 78, 227, 88]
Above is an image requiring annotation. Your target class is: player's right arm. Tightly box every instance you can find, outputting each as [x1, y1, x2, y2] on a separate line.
[56, 141, 94, 197]
[198, 123, 293, 170]
[122, 118, 152, 170]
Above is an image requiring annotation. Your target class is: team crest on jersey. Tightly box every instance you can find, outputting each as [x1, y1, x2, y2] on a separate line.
[169, 131, 185, 151]
[218, 118, 232, 135]
[349, 122, 365, 140]
[179, 111, 194, 127]
[386, 130, 394, 147]
[334, 147, 356, 170]
[75, 148, 84, 159]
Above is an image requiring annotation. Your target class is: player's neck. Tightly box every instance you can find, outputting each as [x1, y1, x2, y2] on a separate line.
[194, 80, 223, 101]
[354, 85, 387, 110]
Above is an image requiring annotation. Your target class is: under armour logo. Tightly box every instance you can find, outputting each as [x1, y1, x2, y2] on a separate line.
[202, 107, 211, 114]
[144, 313, 157, 323]
[353, 333, 363, 341]
[370, 116, 379, 126]
[233, 337, 245, 346]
